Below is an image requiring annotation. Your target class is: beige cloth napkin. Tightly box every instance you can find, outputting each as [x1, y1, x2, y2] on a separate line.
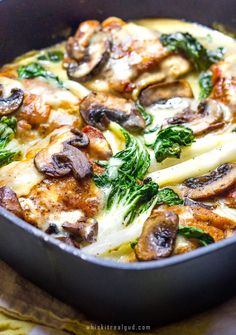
[0, 259, 236, 335]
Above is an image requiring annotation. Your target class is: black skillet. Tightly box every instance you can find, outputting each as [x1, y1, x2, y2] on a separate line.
[0, 0, 236, 327]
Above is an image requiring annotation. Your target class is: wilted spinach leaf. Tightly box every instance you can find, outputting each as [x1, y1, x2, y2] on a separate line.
[153, 125, 195, 162]
[17, 62, 63, 86]
[199, 71, 213, 100]
[178, 226, 214, 246]
[160, 32, 225, 71]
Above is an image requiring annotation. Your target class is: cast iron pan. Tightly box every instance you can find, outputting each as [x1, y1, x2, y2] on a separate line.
[0, 0, 236, 327]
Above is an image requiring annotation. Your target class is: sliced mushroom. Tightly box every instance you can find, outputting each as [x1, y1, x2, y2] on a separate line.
[62, 217, 98, 243]
[183, 197, 215, 210]
[0, 88, 24, 115]
[0, 186, 23, 218]
[80, 92, 145, 131]
[210, 55, 236, 106]
[190, 206, 236, 230]
[69, 128, 90, 147]
[135, 211, 179, 261]
[183, 163, 236, 200]
[18, 93, 50, 127]
[163, 99, 224, 136]
[139, 80, 193, 107]
[65, 21, 110, 82]
[34, 129, 92, 179]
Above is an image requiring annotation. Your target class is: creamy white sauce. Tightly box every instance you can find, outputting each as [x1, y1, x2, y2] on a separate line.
[1, 18, 236, 261]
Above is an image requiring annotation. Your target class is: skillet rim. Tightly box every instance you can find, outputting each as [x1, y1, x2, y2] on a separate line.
[1, 205, 236, 271]
[0, 6, 235, 272]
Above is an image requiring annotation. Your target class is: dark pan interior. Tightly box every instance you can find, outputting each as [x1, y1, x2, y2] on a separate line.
[0, 0, 236, 326]
[1, 0, 236, 65]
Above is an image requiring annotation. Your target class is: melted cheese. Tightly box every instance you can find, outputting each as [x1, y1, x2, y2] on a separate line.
[0, 160, 43, 197]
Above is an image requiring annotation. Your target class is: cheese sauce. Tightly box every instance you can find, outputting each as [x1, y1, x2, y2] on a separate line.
[0, 18, 236, 262]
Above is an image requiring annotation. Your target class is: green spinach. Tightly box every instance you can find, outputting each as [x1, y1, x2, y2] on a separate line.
[199, 71, 213, 100]
[178, 226, 214, 246]
[17, 62, 63, 86]
[160, 32, 225, 71]
[153, 125, 195, 162]
[0, 117, 20, 167]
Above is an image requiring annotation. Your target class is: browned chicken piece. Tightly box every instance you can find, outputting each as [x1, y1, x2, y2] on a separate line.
[18, 93, 51, 127]
[64, 17, 191, 95]
[0, 69, 17, 79]
[211, 55, 236, 109]
[20, 176, 103, 229]
[20, 78, 82, 137]
[212, 77, 236, 107]
[82, 125, 112, 160]
[225, 187, 236, 208]
[18, 125, 112, 233]
[191, 206, 236, 231]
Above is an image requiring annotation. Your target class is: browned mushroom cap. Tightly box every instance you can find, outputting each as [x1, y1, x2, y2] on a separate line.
[62, 217, 98, 243]
[34, 129, 92, 179]
[135, 211, 179, 261]
[65, 20, 110, 82]
[80, 92, 145, 132]
[0, 88, 24, 116]
[183, 163, 236, 200]
[69, 128, 90, 147]
[0, 84, 3, 96]
[0, 186, 23, 218]
[163, 99, 224, 136]
[139, 80, 193, 107]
